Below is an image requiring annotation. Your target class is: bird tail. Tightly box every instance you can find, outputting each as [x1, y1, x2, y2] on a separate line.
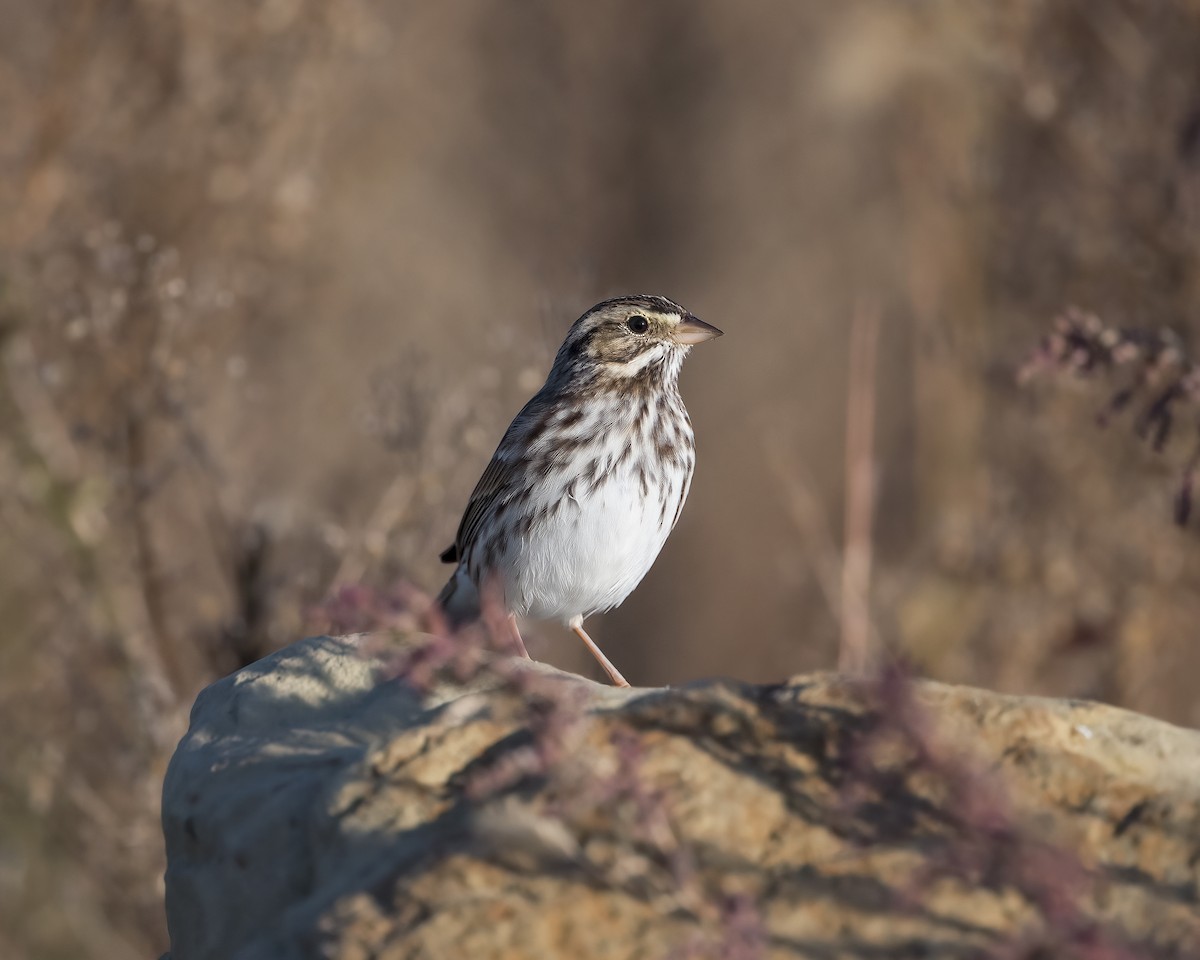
[435, 564, 480, 630]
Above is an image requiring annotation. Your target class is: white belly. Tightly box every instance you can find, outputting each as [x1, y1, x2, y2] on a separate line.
[504, 459, 689, 622]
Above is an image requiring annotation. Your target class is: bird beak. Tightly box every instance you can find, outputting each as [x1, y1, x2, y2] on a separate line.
[674, 314, 724, 345]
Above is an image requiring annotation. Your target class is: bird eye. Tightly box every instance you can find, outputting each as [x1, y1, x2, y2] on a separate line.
[627, 315, 649, 334]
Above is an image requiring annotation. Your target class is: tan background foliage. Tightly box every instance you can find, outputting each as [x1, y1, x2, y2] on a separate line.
[2, 1, 1200, 956]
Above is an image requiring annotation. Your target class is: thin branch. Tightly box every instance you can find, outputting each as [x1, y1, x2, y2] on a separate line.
[840, 301, 880, 676]
[1021, 307, 1200, 525]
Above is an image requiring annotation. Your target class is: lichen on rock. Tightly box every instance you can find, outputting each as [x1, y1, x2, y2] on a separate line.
[162, 634, 1200, 959]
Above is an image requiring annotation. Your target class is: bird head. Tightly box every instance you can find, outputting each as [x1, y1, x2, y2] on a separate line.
[551, 295, 722, 388]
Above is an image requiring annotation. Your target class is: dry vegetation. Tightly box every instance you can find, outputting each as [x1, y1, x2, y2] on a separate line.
[2, 1, 1200, 957]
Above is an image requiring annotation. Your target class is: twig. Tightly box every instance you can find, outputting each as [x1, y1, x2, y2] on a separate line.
[766, 301, 883, 673]
[840, 301, 880, 675]
[1021, 307, 1200, 525]
[768, 453, 844, 621]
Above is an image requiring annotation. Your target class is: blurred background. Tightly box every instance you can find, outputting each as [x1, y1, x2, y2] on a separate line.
[3, 1, 1200, 956]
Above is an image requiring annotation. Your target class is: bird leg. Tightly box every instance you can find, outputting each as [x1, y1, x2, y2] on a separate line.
[569, 618, 630, 687]
[506, 614, 531, 659]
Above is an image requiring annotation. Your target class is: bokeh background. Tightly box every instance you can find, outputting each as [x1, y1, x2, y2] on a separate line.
[3, 1, 1200, 956]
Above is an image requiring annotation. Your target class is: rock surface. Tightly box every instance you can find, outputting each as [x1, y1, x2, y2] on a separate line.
[162, 634, 1200, 959]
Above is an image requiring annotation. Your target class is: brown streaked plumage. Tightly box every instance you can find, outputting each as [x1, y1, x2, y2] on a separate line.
[437, 295, 722, 686]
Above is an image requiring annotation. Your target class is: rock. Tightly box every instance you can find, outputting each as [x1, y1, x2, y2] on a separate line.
[162, 634, 1200, 959]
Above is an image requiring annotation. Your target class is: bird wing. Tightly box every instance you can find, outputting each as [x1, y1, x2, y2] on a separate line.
[440, 392, 552, 564]
[453, 453, 523, 555]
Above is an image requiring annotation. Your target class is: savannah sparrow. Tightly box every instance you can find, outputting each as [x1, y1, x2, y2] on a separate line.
[437, 295, 722, 686]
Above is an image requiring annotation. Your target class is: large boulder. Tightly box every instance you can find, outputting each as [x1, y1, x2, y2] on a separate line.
[162, 634, 1200, 959]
